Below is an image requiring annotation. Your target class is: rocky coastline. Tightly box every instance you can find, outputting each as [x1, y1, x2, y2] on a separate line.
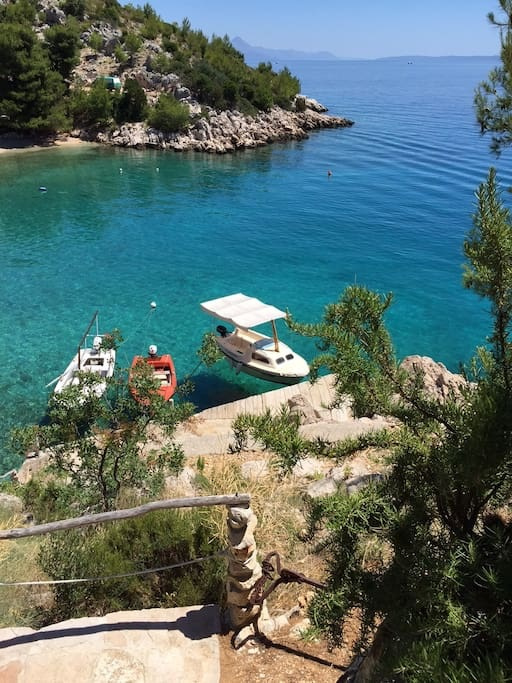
[83, 101, 353, 154]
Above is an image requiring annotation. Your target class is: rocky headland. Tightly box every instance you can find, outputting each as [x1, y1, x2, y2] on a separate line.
[0, 2, 353, 154]
[91, 102, 353, 154]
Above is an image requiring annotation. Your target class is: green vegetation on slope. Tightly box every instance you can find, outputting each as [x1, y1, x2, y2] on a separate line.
[0, 0, 301, 135]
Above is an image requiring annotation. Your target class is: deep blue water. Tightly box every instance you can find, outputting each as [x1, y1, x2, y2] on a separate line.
[1, 56, 510, 470]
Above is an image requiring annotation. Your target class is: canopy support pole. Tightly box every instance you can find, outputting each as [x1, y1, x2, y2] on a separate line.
[271, 320, 280, 352]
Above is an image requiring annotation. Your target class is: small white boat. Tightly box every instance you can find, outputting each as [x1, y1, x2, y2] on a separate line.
[200, 293, 309, 385]
[53, 311, 116, 398]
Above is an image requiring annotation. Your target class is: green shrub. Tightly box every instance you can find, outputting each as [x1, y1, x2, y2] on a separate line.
[149, 53, 173, 75]
[123, 32, 142, 56]
[141, 17, 161, 40]
[115, 78, 147, 123]
[88, 32, 103, 52]
[68, 80, 114, 127]
[62, 0, 85, 20]
[114, 44, 127, 64]
[148, 94, 189, 132]
[38, 508, 225, 623]
[21, 478, 76, 523]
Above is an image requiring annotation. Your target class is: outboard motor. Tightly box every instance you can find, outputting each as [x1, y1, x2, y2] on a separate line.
[92, 336, 102, 351]
[148, 344, 158, 357]
[216, 325, 228, 338]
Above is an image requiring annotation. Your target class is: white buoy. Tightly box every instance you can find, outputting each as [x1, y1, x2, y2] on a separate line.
[119, 168, 123, 174]
[156, 167, 159, 172]
[150, 301, 157, 309]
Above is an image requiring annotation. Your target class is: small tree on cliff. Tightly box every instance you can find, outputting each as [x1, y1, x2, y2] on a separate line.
[475, 0, 512, 154]
[11, 349, 193, 515]
[289, 167, 512, 681]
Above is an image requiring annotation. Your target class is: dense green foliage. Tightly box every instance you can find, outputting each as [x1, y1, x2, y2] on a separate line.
[0, 2, 68, 132]
[37, 508, 225, 625]
[147, 93, 190, 132]
[0, 0, 301, 135]
[44, 20, 81, 81]
[115, 77, 147, 123]
[475, 0, 512, 153]
[287, 168, 512, 680]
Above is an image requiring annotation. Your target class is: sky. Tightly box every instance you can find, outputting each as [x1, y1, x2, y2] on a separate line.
[147, 1, 500, 59]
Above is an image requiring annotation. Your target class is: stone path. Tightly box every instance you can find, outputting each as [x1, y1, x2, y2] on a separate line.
[173, 375, 388, 457]
[0, 605, 220, 683]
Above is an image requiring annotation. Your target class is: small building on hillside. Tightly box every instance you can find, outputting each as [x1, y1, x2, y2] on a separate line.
[97, 76, 122, 90]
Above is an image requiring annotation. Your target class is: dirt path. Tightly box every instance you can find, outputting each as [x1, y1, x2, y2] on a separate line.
[218, 616, 352, 682]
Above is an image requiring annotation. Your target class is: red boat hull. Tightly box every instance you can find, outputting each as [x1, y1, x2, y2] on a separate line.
[129, 354, 177, 402]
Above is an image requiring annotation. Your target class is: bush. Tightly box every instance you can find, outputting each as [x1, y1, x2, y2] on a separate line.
[141, 17, 161, 40]
[62, 0, 85, 20]
[21, 478, 76, 523]
[69, 81, 115, 127]
[115, 78, 147, 123]
[88, 32, 103, 52]
[114, 45, 127, 64]
[148, 94, 189, 132]
[123, 32, 141, 57]
[38, 508, 225, 623]
[149, 53, 173, 75]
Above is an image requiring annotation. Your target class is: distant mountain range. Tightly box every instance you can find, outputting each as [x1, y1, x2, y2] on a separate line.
[231, 39, 497, 64]
[232, 37, 339, 63]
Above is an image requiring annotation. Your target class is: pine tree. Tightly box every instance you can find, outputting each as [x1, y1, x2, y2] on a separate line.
[0, 12, 67, 133]
[291, 169, 512, 680]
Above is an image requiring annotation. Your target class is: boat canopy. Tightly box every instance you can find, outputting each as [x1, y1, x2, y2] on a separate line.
[200, 293, 286, 329]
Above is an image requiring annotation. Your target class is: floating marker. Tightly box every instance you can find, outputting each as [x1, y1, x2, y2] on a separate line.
[150, 301, 157, 309]
[39, 186, 47, 192]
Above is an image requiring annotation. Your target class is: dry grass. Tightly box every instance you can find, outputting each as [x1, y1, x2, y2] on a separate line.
[166, 452, 328, 613]
[0, 512, 52, 627]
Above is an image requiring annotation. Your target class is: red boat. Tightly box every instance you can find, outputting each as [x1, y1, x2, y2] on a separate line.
[129, 345, 177, 403]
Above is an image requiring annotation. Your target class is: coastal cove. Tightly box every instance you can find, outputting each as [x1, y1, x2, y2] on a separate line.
[1, 56, 512, 471]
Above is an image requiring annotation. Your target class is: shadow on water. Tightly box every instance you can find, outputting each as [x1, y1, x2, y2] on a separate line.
[189, 367, 291, 412]
[189, 371, 256, 411]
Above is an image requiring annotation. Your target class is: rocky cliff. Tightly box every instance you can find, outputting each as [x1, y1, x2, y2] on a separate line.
[90, 103, 352, 153]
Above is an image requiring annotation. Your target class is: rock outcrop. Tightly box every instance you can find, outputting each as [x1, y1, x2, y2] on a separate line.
[88, 105, 353, 154]
[400, 355, 468, 402]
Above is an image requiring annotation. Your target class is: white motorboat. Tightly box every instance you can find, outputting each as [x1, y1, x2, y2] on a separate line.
[53, 311, 116, 398]
[200, 293, 309, 385]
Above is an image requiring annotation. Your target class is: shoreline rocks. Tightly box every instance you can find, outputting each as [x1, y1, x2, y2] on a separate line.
[87, 105, 353, 154]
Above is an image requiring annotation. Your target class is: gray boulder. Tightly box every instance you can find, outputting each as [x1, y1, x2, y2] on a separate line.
[306, 477, 338, 499]
[287, 394, 321, 424]
[0, 492, 23, 513]
[400, 355, 468, 402]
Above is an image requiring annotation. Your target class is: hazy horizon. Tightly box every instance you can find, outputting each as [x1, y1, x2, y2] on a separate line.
[147, 1, 500, 60]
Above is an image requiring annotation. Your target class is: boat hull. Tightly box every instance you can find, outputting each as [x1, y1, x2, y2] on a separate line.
[129, 354, 177, 402]
[221, 350, 307, 385]
[54, 347, 116, 398]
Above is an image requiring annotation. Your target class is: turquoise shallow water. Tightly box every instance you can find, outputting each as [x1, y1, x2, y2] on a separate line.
[1, 56, 511, 470]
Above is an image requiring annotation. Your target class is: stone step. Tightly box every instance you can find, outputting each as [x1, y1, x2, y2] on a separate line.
[0, 605, 220, 683]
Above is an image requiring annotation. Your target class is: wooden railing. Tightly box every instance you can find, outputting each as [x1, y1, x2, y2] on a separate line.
[0, 494, 251, 540]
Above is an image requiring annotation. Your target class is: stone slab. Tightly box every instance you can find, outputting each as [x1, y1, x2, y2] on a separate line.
[0, 605, 220, 683]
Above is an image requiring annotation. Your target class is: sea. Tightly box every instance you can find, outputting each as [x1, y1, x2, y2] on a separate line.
[1, 56, 511, 471]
